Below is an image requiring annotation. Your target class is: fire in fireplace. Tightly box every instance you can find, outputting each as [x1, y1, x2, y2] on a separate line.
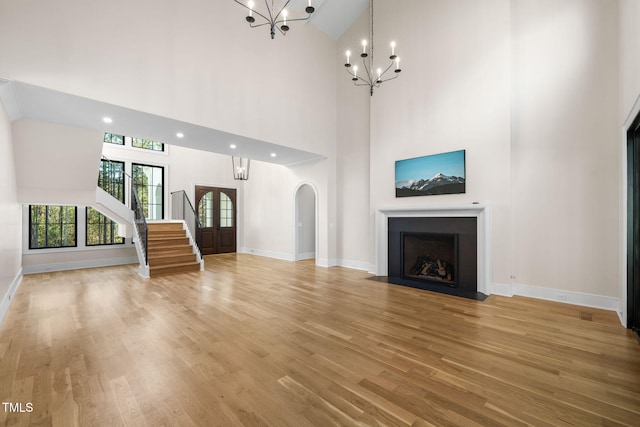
[403, 233, 457, 287]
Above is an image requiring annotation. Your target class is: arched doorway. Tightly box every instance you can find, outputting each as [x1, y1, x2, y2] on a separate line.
[294, 183, 317, 261]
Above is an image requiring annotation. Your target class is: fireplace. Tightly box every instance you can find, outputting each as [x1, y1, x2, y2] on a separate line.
[403, 232, 458, 287]
[388, 216, 486, 300]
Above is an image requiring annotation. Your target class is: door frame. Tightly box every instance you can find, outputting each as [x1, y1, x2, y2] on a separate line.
[190, 181, 241, 252]
[621, 94, 640, 328]
[293, 181, 319, 263]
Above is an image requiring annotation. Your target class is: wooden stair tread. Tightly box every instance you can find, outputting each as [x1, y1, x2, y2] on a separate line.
[149, 261, 201, 277]
[149, 254, 197, 267]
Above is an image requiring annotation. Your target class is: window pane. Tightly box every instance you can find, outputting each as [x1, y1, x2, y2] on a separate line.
[132, 137, 164, 152]
[104, 133, 124, 145]
[220, 193, 233, 228]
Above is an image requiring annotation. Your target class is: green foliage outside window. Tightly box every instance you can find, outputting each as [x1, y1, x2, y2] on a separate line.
[29, 205, 77, 249]
[98, 160, 125, 202]
[86, 207, 124, 246]
[104, 133, 124, 145]
[131, 137, 164, 152]
[132, 163, 164, 220]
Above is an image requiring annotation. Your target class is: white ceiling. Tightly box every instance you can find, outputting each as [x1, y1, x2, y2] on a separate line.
[0, 1, 368, 167]
[304, 0, 369, 39]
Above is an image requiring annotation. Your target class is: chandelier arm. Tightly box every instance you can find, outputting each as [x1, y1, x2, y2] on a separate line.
[361, 58, 373, 82]
[233, 0, 272, 22]
[377, 62, 395, 79]
[344, 67, 371, 85]
[248, 21, 275, 29]
[275, 15, 312, 24]
[378, 72, 400, 84]
[270, 0, 293, 22]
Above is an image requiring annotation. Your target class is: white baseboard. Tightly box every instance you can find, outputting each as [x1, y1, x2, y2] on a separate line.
[336, 259, 372, 272]
[0, 268, 23, 326]
[238, 248, 294, 262]
[296, 252, 316, 261]
[508, 282, 620, 312]
[490, 282, 513, 297]
[316, 258, 338, 268]
[23, 256, 138, 275]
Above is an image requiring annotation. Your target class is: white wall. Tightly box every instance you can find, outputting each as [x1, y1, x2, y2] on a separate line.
[0, 99, 22, 322]
[353, 0, 619, 304]
[0, 0, 337, 156]
[369, 0, 512, 285]
[511, 0, 619, 297]
[12, 120, 103, 205]
[0, 0, 338, 269]
[336, 10, 372, 271]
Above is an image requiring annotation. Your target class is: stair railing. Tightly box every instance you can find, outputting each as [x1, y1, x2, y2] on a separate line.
[170, 190, 203, 259]
[101, 155, 149, 267]
[131, 186, 149, 266]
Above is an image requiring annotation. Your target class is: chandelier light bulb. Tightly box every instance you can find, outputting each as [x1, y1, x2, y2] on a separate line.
[346, 50, 351, 65]
[390, 41, 396, 55]
[282, 9, 288, 24]
[248, 0, 254, 16]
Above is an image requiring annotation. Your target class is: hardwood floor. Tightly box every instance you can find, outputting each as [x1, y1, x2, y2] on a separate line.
[0, 253, 639, 426]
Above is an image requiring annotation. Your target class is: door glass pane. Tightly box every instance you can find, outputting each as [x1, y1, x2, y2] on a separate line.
[198, 192, 214, 228]
[220, 193, 233, 228]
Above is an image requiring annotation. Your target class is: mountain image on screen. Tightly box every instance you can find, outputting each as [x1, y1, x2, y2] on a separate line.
[396, 173, 465, 197]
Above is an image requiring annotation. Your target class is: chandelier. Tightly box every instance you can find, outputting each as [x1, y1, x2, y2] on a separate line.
[343, 0, 401, 96]
[234, 0, 315, 39]
[232, 156, 250, 180]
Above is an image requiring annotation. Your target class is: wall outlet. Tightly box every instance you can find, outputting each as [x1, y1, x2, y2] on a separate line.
[555, 293, 567, 301]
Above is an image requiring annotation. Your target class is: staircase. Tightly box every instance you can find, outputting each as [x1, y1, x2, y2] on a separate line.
[147, 222, 202, 277]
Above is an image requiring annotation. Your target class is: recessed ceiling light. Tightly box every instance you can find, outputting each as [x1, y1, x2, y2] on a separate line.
[176, 132, 184, 138]
[103, 117, 113, 124]
[270, 153, 277, 158]
[230, 144, 237, 149]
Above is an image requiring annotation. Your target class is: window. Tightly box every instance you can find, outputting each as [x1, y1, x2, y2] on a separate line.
[128, 136, 164, 152]
[104, 133, 124, 145]
[86, 208, 124, 246]
[132, 163, 164, 219]
[98, 159, 125, 202]
[29, 205, 77, 249]
[220, 192, 233, 227]
[198, 191, 214, 227]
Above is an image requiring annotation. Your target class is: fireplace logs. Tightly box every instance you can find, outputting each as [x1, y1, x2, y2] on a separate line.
[408, 255, 454, 286]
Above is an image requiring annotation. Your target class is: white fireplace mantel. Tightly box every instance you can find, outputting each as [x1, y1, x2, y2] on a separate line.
[375, 204, 492, 295]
